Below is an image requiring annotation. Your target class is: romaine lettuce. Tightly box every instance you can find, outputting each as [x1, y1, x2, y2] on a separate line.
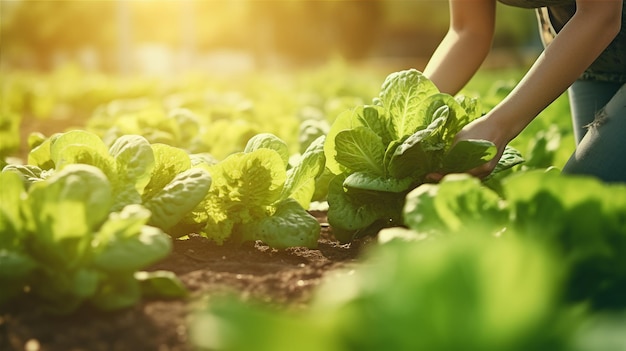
[196, 134, 325, 249]
[15, 130, 212, 235]
[0, 164, 185, 313]
[396, 170, 626, 310]
[324, 69, 522, 241]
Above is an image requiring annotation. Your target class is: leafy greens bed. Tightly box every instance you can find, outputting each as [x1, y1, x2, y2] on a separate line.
[2, 65, 625, 351]
[191, 160, 626, 351]
[0, 165, 186, 314]
[184, 70, 626, 351]
[1, 128, 325, 312]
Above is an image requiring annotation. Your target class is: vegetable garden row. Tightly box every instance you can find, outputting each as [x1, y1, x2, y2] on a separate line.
[1, 62, 625, 350]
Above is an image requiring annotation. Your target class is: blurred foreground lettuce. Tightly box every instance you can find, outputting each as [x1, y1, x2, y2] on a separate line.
[391, 170, 626, 310]
[190, 235, 573, 351]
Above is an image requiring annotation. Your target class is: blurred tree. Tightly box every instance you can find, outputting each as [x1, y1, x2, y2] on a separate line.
[1, 1, 117, 70]
[247, 0, 383, 65]
[0, 0, 537, 72]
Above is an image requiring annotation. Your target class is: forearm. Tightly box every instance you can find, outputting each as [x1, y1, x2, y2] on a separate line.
[423, 30, 493, 95]
[423, 0, 496, 95]
[488, 2, 622, 142]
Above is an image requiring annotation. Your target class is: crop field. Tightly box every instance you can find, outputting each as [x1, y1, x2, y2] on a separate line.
[1, 62, 626, 351]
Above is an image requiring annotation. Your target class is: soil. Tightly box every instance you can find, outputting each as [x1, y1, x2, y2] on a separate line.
[0, 211, 371, 351]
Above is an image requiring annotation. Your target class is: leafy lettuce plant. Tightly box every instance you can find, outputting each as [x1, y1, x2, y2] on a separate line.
[0, 165, 186, 314]
[191, 133, 326, 249]
[323, 69, 522, 242]
[392, 170, 626, 310]
[190, 234, 572, 351]
[8, 130, 212, 234]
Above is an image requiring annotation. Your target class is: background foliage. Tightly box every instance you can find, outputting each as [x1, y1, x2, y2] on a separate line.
[1, 0, 538, 73]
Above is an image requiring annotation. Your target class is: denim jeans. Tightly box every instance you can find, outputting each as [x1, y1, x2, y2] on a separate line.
[562, 80, 626, 183]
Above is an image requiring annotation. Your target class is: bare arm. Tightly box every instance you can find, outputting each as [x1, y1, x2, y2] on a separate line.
[423, 0, 496, 95]
[439, 0, 623, 179]
[487, 0, 622, 142]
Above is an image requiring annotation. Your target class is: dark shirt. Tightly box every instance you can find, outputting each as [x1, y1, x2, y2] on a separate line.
[498, 0, 626, 83]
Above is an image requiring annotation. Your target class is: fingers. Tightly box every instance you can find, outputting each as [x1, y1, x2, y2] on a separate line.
[466, 158, 499, 179]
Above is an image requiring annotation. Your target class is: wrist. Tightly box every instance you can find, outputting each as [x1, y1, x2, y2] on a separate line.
[482, 108, 526, 144]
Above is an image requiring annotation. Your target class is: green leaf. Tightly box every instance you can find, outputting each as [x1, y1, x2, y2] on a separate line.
[53, 143, 115, 177]
[201, 149, 287, 244]
[441, 139, 497, 173]
[0, 171, 26, 240]
[141, 142, 189, 206]
[501, 170, 626, 308]
[110, 135, 156, 196]
[49, 130, 110, 167]
[26, 164, 112, 242]
[90, 274, 142, 311]
[1, 164, 47, 187]
[72, 268, 101, 299]
[454, 95, 484, 130]
[208, 148, 286, 209]
[324, 105, 387, 175]
[0, 249, 37, 280]
[375, 69, 440, 138]
[244, 133, 290, 168]
[311, 235, 564, 351]
[402, 183, 446, 236]
[93, 206, 172, 272]
[32, 268, 98, 314]
[343, 172, 412, 193]
[357, 105, 394, 146]
[335, 127, 386, 176]
[430, 174, 507, 233]
[145, 167, 212, 231]
[493, 146, 525, 173]
[327, 174, 378, 234]
[414, 94, 469, 143]
[135, 270, 188, 299]
[280, 135, 326, 207]
[242, 198, 321, 249]
[28, 134, 56, 170]
[387, 115, 448, 179]
[327, 174, 404, 242]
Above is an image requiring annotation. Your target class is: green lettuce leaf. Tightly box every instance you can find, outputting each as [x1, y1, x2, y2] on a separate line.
[144, 167, 212, 231]
[240, 198, 320, 249]
[25, 164, 113, 268]
[327, 174, 404, 242]
[335, 127, 386, 176]
[343, 172, 412, 193]
[375, 68, 440, 138]
[135, 270, 189, 299]
[201, 149, 286, 244]
[441, 139, 497, 173]
[280, 135, 326, 208]
[244, 132, 290, 168]
[93, 205, 172, 272]
[1, 164, 49, 187]
[324, 105, 387, 175]
[27, 133, 57, 170]
[0, 171, 27, 238]
[108, 135, 155, 210]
